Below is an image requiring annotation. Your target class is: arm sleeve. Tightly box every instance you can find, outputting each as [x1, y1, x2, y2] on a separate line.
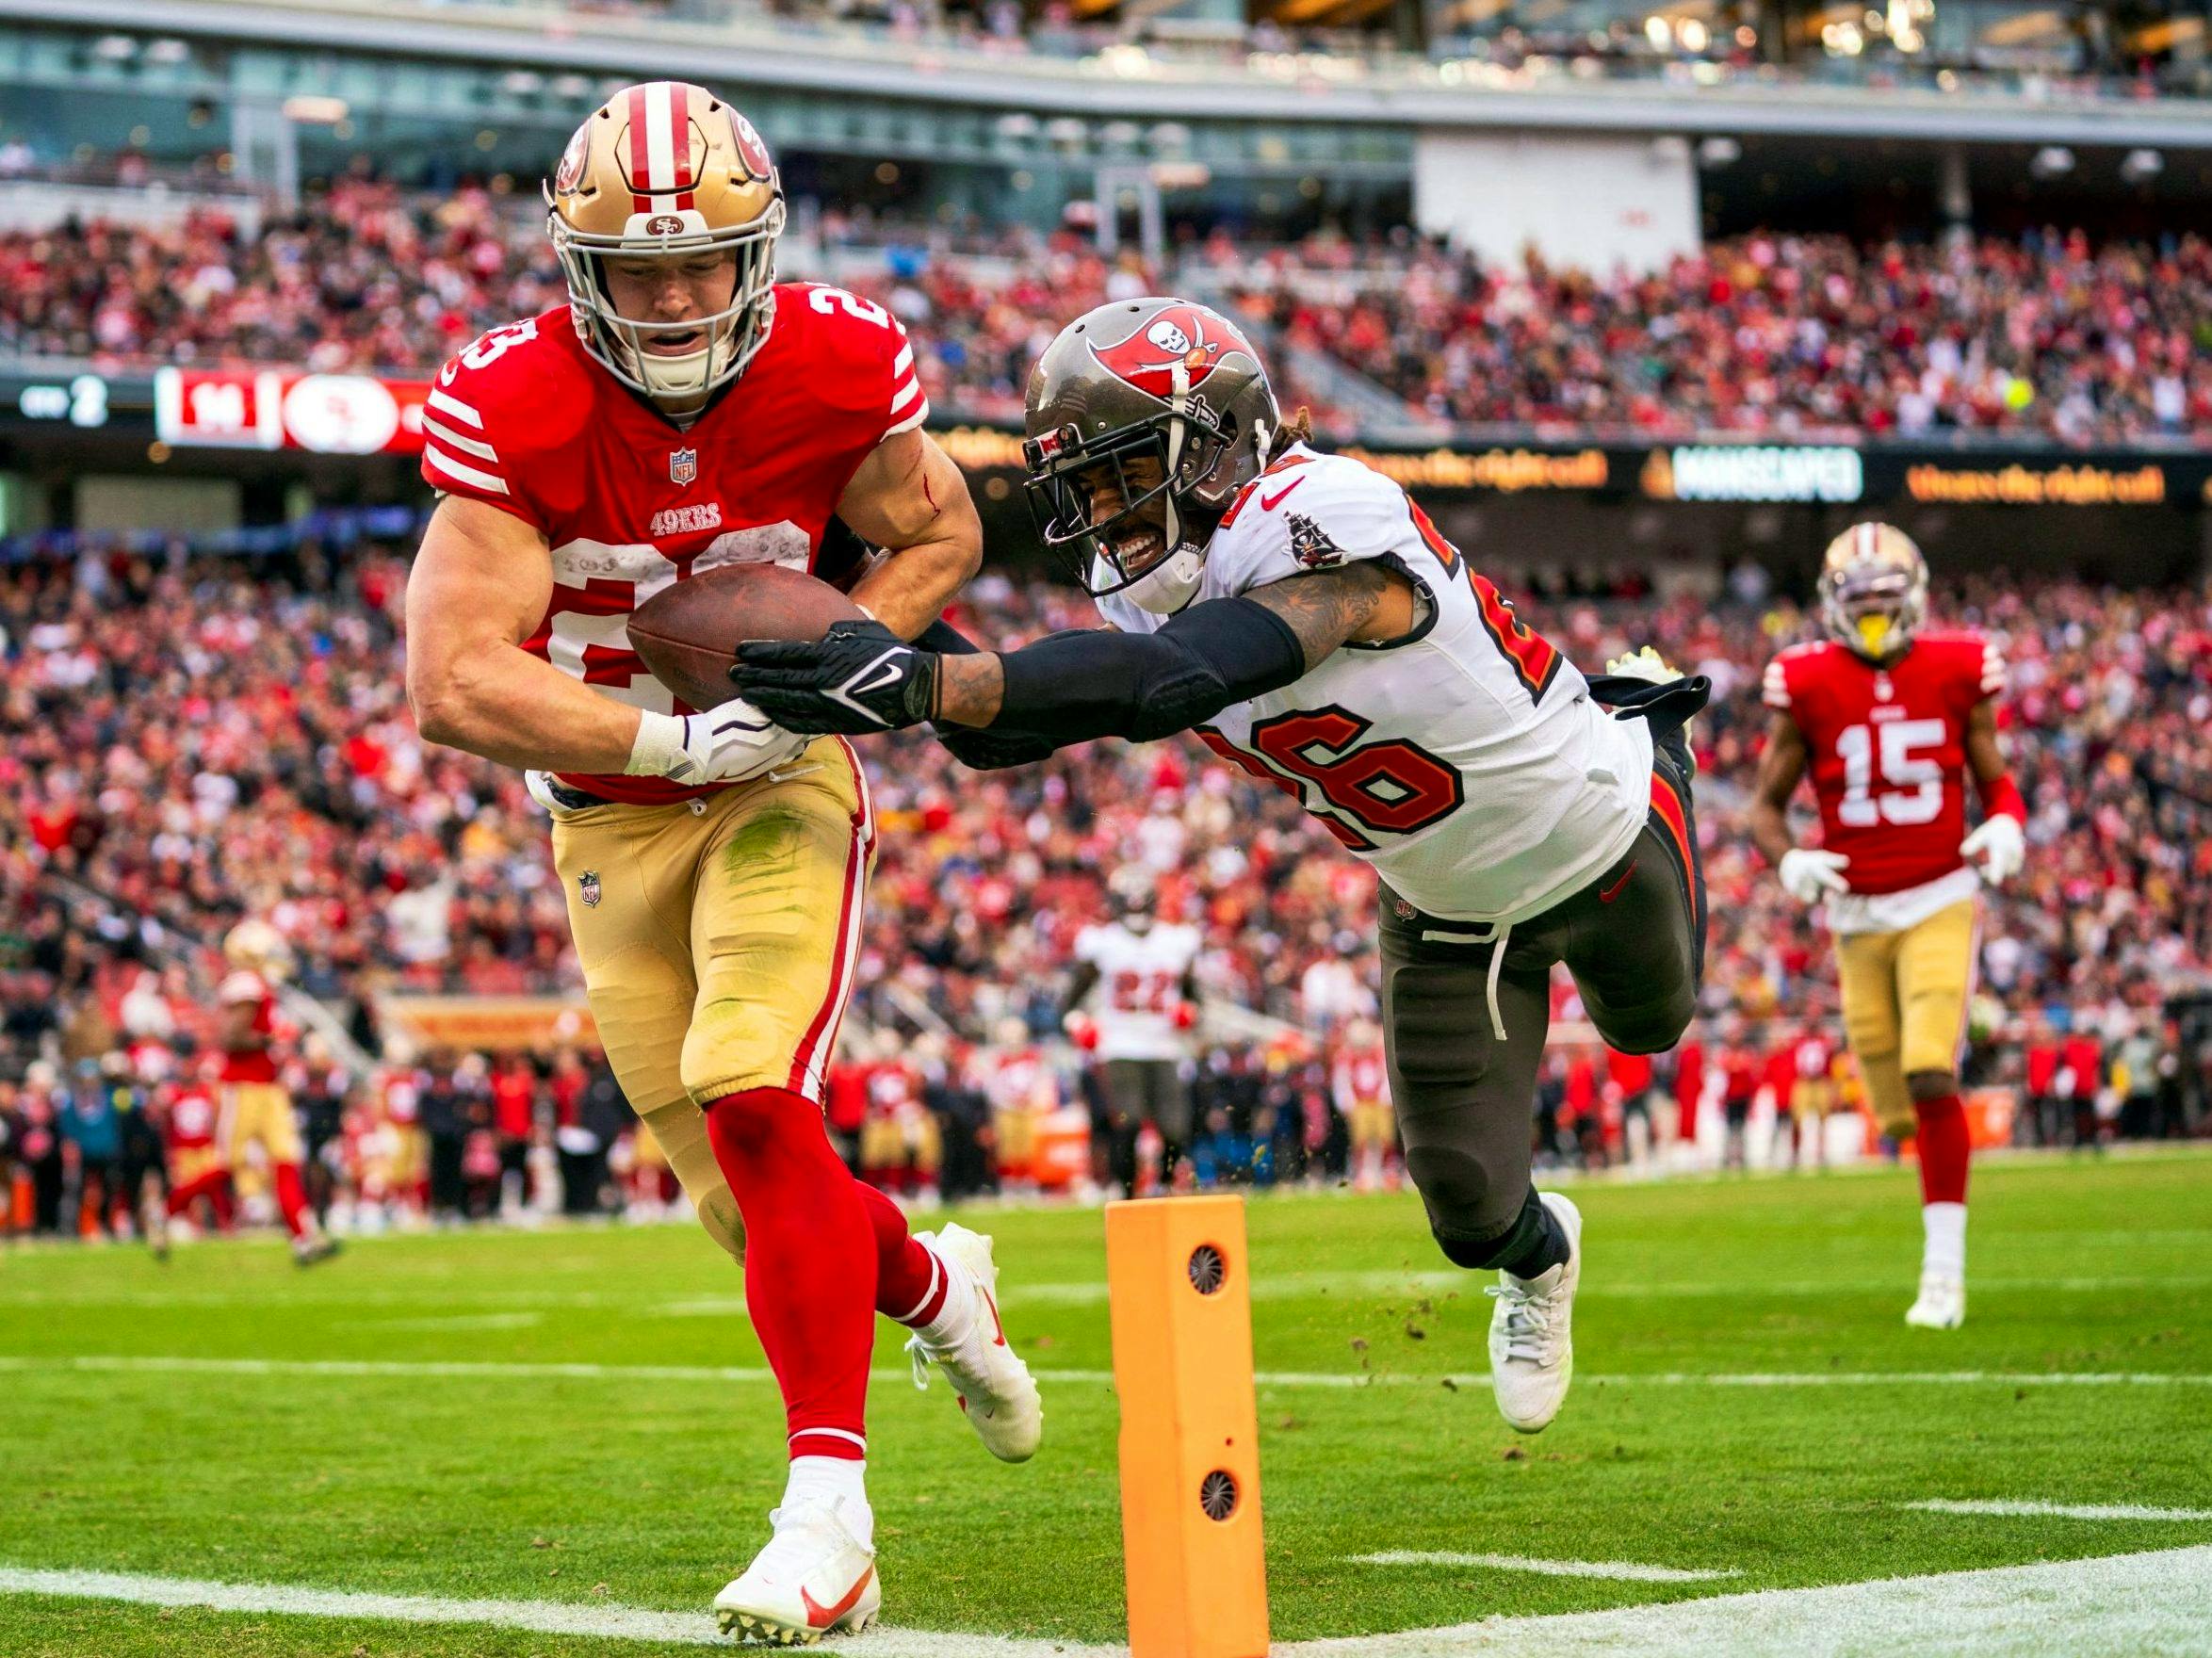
[992, 596, 1307, 745]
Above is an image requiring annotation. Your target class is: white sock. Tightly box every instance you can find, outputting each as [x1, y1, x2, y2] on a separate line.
[1922, 1201, 1967, 1280]
[782, 1455, 871, 1545]
[909, 1243, 975, 1347]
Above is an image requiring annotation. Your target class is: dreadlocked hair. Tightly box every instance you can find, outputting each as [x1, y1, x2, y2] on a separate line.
[1281, 405, 1314, 447]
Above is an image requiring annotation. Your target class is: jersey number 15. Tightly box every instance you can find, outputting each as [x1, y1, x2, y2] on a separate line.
[1834, 719, 1944, 827]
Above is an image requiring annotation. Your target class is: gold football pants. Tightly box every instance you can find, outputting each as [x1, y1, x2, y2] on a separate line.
[218, 1081, 302, 1167]
[549, 738, 876, 1262]
[1834, 897, 1976, 1138]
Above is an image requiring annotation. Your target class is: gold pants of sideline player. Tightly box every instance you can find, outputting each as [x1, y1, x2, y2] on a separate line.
[549, 737, 876, 1262]
[219, 1081, 303, 1166]
[1834, 896, 1976, 1138]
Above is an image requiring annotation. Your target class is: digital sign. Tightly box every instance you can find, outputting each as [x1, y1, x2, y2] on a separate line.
[154, 368, 433, 455]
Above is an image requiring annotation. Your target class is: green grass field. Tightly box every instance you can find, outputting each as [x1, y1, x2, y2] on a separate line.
[4, 1150, 2210, 1656]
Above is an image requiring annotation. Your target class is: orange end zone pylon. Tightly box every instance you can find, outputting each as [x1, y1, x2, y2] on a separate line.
[1105, 1195, 1269, 1658]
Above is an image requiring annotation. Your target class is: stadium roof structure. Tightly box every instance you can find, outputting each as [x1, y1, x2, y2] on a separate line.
[10, 0, 2212, 152]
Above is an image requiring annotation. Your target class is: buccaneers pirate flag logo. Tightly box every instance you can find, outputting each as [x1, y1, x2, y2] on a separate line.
[1087, 303, 1258, 400]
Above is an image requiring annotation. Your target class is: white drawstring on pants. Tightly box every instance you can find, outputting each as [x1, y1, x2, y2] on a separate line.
[1420, 919, 1514, 1043]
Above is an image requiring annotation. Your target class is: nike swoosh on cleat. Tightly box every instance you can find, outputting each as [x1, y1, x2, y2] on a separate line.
[1598, 861, 1636, 903]
[801, 1565, 875, 1629]
[1260, 478, 1305, 512]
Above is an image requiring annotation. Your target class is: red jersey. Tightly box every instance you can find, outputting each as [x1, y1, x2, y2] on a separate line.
[218, 969, 278, 1084]
[1763, 632, 2004, 895]
[167, 1084, 220, 1153]
[1331, 1045, 1390, 1107]
[421, 285, 928, 805]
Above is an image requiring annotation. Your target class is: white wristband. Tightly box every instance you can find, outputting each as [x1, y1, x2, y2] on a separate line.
[626, 709, 689, 777]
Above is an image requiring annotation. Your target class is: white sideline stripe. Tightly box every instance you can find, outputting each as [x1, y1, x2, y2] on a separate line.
[425, 385, 482, 428]
[1299, 1545, 2212, 1658]
[424, 443, 508, 496]
[4, 1355, 2210, 1391]
[1350, 1552, 1739, 1583]
[7, 1549, 2212, 1658]
[1909, 1498, 2212, 1522]
[0, 1566, 1058, 1657]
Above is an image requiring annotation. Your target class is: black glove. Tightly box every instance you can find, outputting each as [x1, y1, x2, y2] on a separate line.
[732, 619, 940, 734]
[934, 722, 1062, 771]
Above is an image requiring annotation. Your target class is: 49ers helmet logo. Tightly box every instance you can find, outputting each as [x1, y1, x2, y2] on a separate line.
[1087, 303, 1254, 400]
[731, 112, 774, 182]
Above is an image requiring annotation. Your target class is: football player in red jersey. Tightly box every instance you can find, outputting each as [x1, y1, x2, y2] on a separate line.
[216, 922, 338, 1266]
[1749, 524, 2026, 1330]
[402, 83, 1037, 1641]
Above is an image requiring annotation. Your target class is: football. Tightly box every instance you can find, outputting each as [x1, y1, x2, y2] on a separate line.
[628, 562, 865, 711]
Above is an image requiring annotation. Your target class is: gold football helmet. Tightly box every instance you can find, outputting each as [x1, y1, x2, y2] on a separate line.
[1819, 521, 1927, 660]
[223, 918, 294, 982]
[545, 81, 785, 405]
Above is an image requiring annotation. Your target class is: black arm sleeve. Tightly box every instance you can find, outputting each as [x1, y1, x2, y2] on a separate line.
[916, 616, 984, 656]
[992, 596, 1307, 744]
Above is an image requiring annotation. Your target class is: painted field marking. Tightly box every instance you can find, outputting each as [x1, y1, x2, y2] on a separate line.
[6, 1546, 2212, 1657]
[3, 1355, 2210, 1392]
[359, 1311, 545, 1332]
[1908, 1498, 2212, 1522]
[1349, 1551, 1738, 1583]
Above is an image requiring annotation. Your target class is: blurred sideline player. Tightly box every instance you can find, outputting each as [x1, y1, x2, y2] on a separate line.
[166, 1054, 236, 1235]
[1330, 1018, 1396, 1192]
[217, 921, 336, 1265]
[1061, 866, 1202, 1191]
[737, 297, 1710, 1438]
[1750, 523, 2025, 1329]
[401, 82, 1037, 1640]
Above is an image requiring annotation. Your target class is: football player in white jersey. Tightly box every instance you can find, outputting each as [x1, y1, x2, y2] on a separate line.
[1064, 867, 1203, 1189]
[737, 298, 1710, 1437]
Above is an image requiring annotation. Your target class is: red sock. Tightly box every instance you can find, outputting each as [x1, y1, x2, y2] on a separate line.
[271, 1162, 310, 1239]
[1913, 1095, 1970, 1206]
[705, 1087, 875, 1462]
[855, 1180, 948, 1326]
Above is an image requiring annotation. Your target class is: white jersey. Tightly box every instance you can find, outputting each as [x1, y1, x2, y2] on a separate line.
[1098, 445, 1651, 924]
[1074, 920, 1201, 1063]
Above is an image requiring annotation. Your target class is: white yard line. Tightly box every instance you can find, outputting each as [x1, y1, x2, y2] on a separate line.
[1349, 1552, 1737, 1583]
[4, 1354, 2209, 1391]
[1293, 1545, 2212, 1658]
[358, 1311, 546, 1332]
[1908, 1498, 2212, 1522]
[5, 1547, 2210, 1657]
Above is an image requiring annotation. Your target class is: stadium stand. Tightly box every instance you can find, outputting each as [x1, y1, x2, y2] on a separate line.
[7, 187, 2212, 444]
[1, 536, 2204, 1232]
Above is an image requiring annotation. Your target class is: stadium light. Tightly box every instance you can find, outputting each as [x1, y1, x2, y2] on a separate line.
[282, 95, 350, 125]
[2030, 146, 2075, 178]
[1700, 137, 1742, 168]
[2121, 148, 2164, 183]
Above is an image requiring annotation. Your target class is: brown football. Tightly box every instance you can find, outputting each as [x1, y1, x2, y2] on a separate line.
[629, 563, 865, 711]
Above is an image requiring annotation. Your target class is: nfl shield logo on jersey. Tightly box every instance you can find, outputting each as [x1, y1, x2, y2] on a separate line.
[669, 448, 698, 486]
[578, 870, 602, 908]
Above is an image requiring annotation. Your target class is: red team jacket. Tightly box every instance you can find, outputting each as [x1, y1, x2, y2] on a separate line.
[420, 286, 928, 805]
[1763, 632, 2005, 895]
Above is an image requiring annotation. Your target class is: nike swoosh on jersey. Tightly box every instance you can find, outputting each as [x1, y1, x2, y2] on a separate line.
[801, 1565, 876, 1629]
[1259, 478, 1306, 512]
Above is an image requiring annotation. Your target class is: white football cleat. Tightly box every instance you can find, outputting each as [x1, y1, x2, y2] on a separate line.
[904, 1222, 1043, 1463]
[1488, 1192, 1582, 1435]
[712, 1498, 880, 1647]
[1904, 1274, 1966, 1329]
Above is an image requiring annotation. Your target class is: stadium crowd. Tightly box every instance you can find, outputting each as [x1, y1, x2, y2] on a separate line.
[7, 184, 2212, 444]
[0, 534, 2205, 1238]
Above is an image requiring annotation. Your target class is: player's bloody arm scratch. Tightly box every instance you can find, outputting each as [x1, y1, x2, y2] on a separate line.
[836, 430, 983, 639]
[1748, 711, 1811, 871]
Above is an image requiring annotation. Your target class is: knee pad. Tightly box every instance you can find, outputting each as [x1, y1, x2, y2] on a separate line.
[1405, 1144, 1520, 1264]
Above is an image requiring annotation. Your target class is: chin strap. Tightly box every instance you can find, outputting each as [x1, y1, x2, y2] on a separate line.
[1160, 360, 1192, 560]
